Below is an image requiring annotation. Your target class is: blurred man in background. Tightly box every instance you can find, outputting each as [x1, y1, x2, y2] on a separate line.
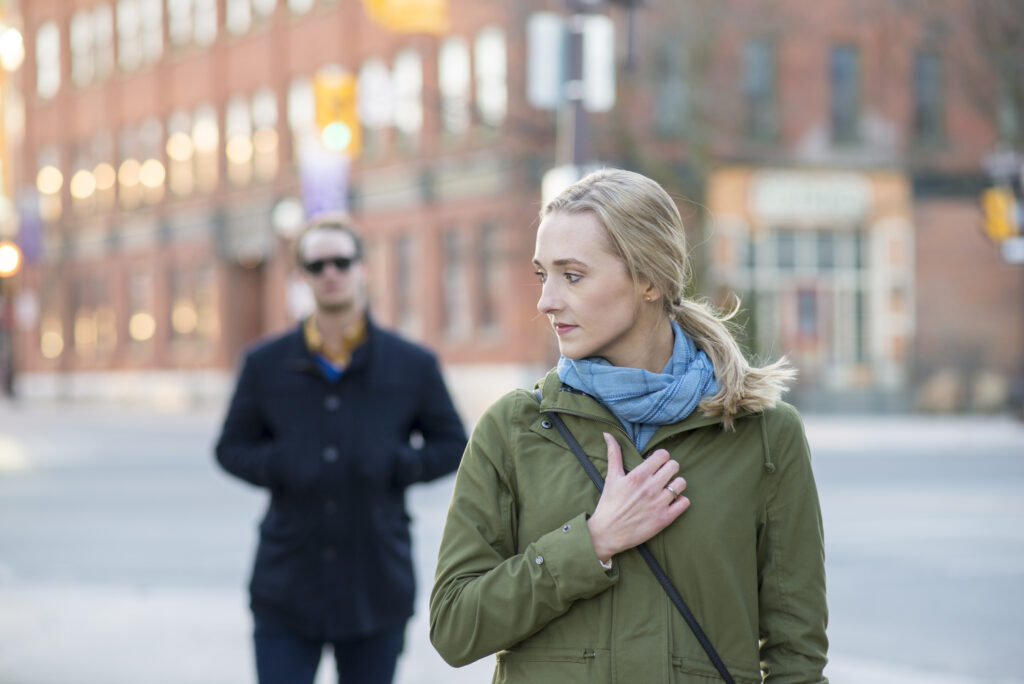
[215, 215, 467, 684]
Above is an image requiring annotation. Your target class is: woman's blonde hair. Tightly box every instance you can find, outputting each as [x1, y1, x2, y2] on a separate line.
[541, 168, 795, 428]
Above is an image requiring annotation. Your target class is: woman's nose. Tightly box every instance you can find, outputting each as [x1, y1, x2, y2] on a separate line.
[536, 280, 560, 314]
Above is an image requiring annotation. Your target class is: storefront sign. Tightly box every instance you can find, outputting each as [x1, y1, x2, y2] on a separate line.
[750, 170, 871, 225]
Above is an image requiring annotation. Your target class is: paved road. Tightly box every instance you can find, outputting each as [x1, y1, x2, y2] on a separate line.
[1, 400, 1022, 683]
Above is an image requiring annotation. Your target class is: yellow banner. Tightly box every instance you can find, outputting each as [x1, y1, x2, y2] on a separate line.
[362, 0, 449, 35]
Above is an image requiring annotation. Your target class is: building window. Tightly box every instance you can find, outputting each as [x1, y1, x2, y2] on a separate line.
[36, 147, 64, 222]
[226, 96, 254, 185]
[439, 37, 470, 137]
[997, 84, 1020, 147]
[816, 231, 835, 271]
[193, 104, 220, 192]
[127, 270, 156, 354]
[743, 38, 777, 141]
[797, 289, 817, 338]
[168, 0, 193, 47]
[253, 0, 277, 20]
[36, 22, 61, 98]
[252, 88, 279, 181]
[93, 5, 115, 79]
[776, 230, 796, 270]
[358, 58, 394, 156]
[70, 10, 95, 86]
[289, 0, 315, 14]
[74, 276, 116, 359]
[39, 282, 66, 361]
[117, 0, 141, 71]
[654, 39, 687, 136]
[168, 262, 218, 349]
[195, 264, 219, 342]
[394, 233, 415, 336]
[70, 146, 96, 214]
[117, 119, 165, 208]
[829, 45, 860, 144]
[194, 0, 218, 45]
[118, 125, 142, 209]
[169, 265, 196, 341]
[441, 229, 469, 339]
[478, 222, 501, 333]
[393, 49, 423, 150]
[474, 26, 507, 128]
[140, 0, 163, 64]
[913, 51, 944, 146]
[226, 0, 253, 35]
[167, 109, 196, 196]
[170, 0, 217, 47]
[91, 132, 117, 211]
[853, 289, 866, 362]
[139, 117, 165, 204]
[287, 76, 314, 163]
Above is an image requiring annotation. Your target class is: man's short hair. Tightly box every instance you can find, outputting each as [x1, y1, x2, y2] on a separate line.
[294, 213, 364, 266]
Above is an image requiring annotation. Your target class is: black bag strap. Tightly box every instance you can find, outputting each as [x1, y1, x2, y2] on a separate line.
[533, 389, 735, 684]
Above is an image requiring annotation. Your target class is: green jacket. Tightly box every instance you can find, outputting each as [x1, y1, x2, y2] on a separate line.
[430, 370, 828, 683]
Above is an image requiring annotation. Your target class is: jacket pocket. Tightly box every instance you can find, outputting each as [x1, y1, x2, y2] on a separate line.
[496, 647, 606, 684]
[671, 656, 762, 683]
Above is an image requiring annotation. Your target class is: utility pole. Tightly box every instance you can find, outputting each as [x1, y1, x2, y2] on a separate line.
[537, 0, 641, 202]
[558, 8, 588, 170]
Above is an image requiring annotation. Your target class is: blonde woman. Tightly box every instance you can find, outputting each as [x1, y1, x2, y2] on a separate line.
[430, 169, 828, 683]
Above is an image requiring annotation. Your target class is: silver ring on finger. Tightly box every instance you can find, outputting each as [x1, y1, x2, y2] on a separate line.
[665, 484, 680, 499]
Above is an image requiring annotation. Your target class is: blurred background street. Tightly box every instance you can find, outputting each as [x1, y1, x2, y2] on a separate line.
[0, 0, 1023, 682]
[1, 398, 1022, 684]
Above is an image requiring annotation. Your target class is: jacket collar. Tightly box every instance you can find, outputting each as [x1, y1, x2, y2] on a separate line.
[284, 312, 378, 377]
[537, 367, 729, 448]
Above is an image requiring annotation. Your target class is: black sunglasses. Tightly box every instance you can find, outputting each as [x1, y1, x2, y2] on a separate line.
[302, 256, 358, 274]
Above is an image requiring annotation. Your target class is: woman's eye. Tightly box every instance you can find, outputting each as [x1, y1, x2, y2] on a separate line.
[564, 273, 581, 284]
[534, 270, 547, 283]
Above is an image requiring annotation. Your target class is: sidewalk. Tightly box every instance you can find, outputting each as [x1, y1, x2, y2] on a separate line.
[2, 399, 1022, 683]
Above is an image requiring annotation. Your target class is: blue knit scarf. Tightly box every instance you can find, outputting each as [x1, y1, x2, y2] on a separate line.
[557, 321, 719, 451]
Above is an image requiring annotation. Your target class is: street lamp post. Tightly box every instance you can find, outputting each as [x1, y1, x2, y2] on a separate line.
[0, 20, 26, 398]
[0, 240, 20, 396]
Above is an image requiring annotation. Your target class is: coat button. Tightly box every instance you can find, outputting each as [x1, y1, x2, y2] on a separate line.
[562, 524, 571, 532]
[323, 546, 337, 561]
[541, 420, 552, 429]
[323, 446, 339, 462]
[324, 498, 337, 514]
[324, 395, 341, 411]
[535, 555, 544, 565]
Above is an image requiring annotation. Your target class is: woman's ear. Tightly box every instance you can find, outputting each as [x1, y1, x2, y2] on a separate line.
[641, 281, 662, 304]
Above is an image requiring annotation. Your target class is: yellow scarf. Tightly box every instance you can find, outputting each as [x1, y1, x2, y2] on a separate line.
[303, 314, 367, 366]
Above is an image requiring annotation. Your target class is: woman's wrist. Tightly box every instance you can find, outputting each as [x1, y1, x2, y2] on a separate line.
[586, 515, 615, 564]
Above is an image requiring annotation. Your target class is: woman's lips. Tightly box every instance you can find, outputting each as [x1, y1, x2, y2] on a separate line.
[554, 323, 577, 336]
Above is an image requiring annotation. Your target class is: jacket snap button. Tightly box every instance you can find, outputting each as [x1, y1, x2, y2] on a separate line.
[324, 395, 341, 411]
[541, 420, 552, 429]
[562, 524, 571, 532]
[322, 447, 339, 462]
[535, 555, 544, 565]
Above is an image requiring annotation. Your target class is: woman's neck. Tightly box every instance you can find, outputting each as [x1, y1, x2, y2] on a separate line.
[641, 316, 675, 373]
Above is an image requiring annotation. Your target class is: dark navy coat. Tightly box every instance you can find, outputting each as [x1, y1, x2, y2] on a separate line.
[215, 317, 467, 641]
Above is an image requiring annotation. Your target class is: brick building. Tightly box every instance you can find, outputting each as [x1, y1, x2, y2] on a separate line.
[5, 0, 1022, 417]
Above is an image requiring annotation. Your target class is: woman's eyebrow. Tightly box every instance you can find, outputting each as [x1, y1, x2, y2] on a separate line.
[532, 257, 588, 268]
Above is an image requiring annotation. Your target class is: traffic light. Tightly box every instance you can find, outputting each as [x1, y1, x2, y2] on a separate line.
[313, 69, 361, 158]
[362, 0, 448, 35]
[981, 186, 1018, 242]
